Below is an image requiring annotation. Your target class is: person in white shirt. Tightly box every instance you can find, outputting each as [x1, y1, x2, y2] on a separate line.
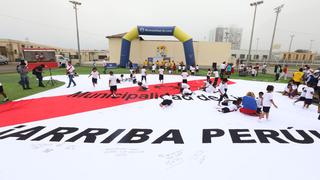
[132, 71, 137, 84]
[0, 82, 9, 102]
[66, 61, 76, 88]
[206, 69, 212, 82]
[218, 100, 241, 113]
[218, 78, 229, 106]
[160, 93, 173, 107]
[88, 67, 101, 87]
[178, 83, 192, 96]
[178, 65, 182, 72]
[159, 66, 165, 83]
[182, 87, 193, 96]
[304, 83, 314, 109]
[129, 68, 134, 79]
[141, 66, 147, 82]
[196, 65, 199, 73]
[182, 65, 186, 71]
[251, 68, 256, 77]
[181, 70, 189, 83]
[109, 71, 118, 97]
[200, 81, 215, 94]
[294, 85, 307, 104]
[219, 61, 226, 77]
[102, 59, 107, 74]
[256, 92, 263, 115]
[190, 65, 195, 75]
[260, 85, 278, 120]
[151, 64, 156, 73]
[213, 68, 219, 86]
[138, 81, 148, 91]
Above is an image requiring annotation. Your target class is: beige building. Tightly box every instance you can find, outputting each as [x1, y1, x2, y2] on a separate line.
[106, 33, 231, 67]
[0, 39, 108, 63]
[282, 51, 315, 63]
[0, 39, 68, 62]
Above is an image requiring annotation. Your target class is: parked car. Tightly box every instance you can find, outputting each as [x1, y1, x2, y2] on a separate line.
[0, 55, 9, 65]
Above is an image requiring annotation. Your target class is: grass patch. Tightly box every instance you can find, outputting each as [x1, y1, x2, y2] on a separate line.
[0, 72, 64, 103]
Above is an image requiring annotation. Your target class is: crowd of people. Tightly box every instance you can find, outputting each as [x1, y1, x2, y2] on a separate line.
[282, 65, 319, 114]
[1, 60, 319, 120]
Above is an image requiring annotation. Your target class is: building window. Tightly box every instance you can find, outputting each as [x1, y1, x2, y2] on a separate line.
[303, 55, 306, 60]
[296, 54, 299, 60]
[240, 54, 245, 59]
[14, 50, 17, 54]
[254, 55, 259, 60]
[262, 55, 268, 59]
[283, 54, 287, 60]
[21, 45, 25, 48]
[231, 54, 237, 58]
[30, 46, 33, 48]
[310, 55, 313, 60]
[288, 54, 291, 59]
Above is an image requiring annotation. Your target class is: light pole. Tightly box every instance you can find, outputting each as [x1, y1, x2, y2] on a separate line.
[267, 4, 284, 64]
[288, 34, 294, 52]
[256, 38, 260, 53]
[247, 1, 263, 65]
[224, 31, 230, 42]
[69, 0, 82, 65]
[309, 40, 314, 52]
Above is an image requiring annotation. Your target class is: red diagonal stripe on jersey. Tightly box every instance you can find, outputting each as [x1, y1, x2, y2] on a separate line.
[0, 78, 234, 127]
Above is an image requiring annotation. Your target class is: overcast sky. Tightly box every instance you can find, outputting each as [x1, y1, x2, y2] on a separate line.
[0, 0, 319, 52]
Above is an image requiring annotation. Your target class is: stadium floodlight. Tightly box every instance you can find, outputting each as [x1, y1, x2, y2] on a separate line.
[69, 1, 82, 65]
[267, 4, 284, 63]
[247, 1, 264, 65]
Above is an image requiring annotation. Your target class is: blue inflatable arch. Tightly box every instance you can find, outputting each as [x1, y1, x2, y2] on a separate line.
[120, 26, 195, 67]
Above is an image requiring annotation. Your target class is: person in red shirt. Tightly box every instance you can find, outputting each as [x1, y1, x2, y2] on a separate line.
[279, 64, 288, 80]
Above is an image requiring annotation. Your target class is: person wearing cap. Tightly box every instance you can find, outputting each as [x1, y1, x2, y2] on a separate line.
[17, 61, 31, 90]
[33, 64, 45, 87]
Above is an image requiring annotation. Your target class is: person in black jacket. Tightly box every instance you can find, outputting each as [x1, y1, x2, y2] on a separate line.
[33, 64, 45, 87]
[274, 64, 282, 81]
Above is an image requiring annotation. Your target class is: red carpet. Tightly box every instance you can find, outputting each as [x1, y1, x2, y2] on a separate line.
[0, 78, 234, 127]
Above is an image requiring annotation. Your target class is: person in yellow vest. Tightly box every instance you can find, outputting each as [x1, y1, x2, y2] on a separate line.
[161, 59, 165, 67]
[143, 59, 148, 67]
[156, 60, 160, 68]
[292, 68, 304, 87]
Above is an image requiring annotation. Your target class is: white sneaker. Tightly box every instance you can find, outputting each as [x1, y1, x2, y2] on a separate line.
[3, 98, 9, 102]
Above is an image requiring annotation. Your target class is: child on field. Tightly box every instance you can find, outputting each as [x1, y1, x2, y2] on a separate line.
[132, 71, 137, 84]
[218, 78, 229, 106]
[152, 64, 156, 73]
[294, 85, 306, 104]
[108, 71, 118, 98]
[206, 69, 212, 82]
[218, 98, 242, 113]
[304, 83, 314, 109]
[160, 93, 173, 108]
[178, 83, 193, 96]
[213, 68, 219, 86]
[256, 92, 263, 115]
[138, 81, 148, 91]
[260, 85, 278, 120]
[141, 66, 147, 82]
[159, 66, 164, 84]
[200, 80, 215, 94]
[181, 70, 189, 83]
[88, 67, 101, 87]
